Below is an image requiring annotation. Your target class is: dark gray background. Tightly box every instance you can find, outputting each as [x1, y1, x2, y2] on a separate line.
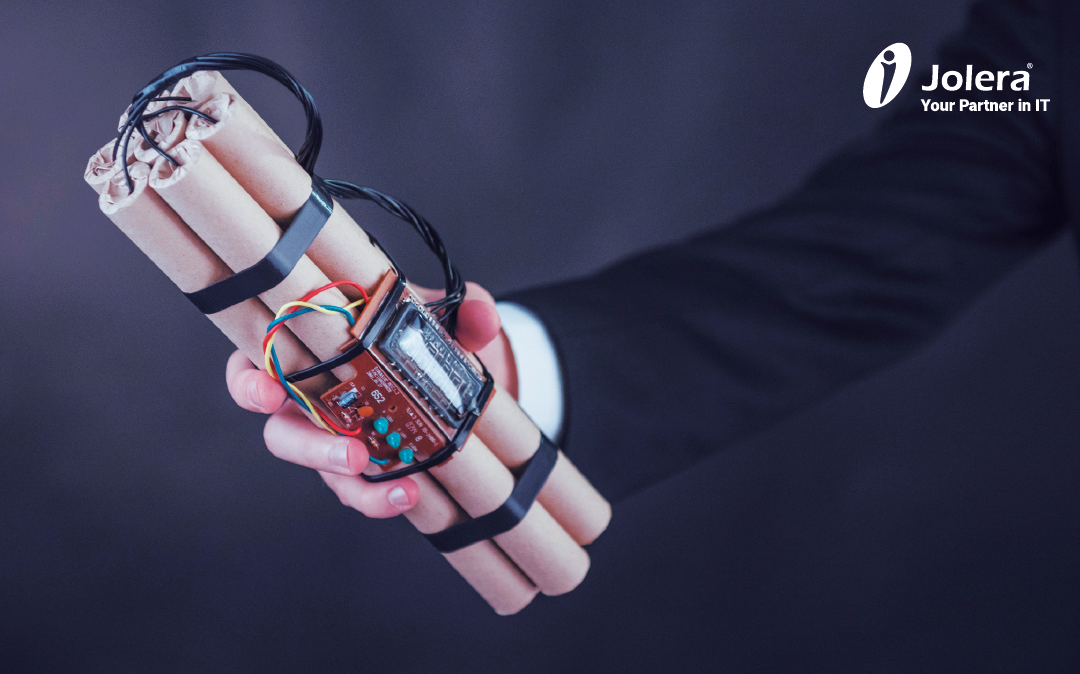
[3, 0, 1079, 671]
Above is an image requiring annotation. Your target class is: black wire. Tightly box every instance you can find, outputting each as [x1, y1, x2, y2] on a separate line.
[114, 52, 464, 335]
[319, 178, 466, 335]
[142, 104, 218, 124]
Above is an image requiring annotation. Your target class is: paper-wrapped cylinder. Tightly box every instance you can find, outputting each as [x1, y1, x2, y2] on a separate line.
[430, 435, 590, 595]
[187, 92, 390, 291]
[92, 158, 318, 380]
[149, 139, 359, 384]
[475, 390, 611, 545]
[85, 139, 125, 195]
[405, 473, 539, 615]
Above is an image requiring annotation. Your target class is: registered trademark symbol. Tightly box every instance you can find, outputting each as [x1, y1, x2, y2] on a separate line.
[1027, 63, 1033, 68]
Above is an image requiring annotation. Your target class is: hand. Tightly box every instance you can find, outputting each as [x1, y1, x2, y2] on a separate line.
[224, 281, 515, 517]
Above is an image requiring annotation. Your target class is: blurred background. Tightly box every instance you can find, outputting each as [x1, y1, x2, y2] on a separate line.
[3, 0, 1080, 671]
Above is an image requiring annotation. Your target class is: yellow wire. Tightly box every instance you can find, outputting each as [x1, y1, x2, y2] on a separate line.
[261, 298, 367, 434]
[276, 300, 351, 318]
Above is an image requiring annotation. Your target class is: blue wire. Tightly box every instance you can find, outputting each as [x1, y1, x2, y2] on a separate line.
[322, 304, 356, 325]
[265, 302, 359, 425]
[266, 307, 314, 332]
[265, 304, 355, 334]
[270, 344, 307, 410]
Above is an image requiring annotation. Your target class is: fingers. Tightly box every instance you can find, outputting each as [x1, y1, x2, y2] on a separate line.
[225, 350, 288, 414]
[321, 471, 420, 518]
[262, 397, 419, 517]
[455, 282, 503, 353]
[476, 331, 519, 399]
[263, 400, 371, 475]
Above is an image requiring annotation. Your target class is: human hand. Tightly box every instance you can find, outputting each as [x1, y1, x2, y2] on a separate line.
[224, 281, 516, 517]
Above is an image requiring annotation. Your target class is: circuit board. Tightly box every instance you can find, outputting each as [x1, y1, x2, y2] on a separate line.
[321, 351, 448, 466]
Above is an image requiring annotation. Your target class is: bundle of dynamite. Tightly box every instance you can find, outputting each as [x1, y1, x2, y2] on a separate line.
[84, 54, 610, 615]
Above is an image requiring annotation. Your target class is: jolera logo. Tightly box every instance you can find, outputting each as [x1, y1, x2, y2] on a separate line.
[863, 43, 911, 108]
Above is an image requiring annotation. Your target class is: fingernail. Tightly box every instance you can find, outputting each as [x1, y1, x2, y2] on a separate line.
[329, 439, 351, 472]
[387, 486, 410, 508]
[246, 380, 263, 411]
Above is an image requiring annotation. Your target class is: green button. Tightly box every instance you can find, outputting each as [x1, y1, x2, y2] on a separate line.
[386, 432, 401, 449]
[373, 417, 389, 434]
[398, 447, 414, 464]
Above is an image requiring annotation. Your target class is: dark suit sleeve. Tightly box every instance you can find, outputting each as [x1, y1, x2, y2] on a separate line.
[505, 0, 1066, 501]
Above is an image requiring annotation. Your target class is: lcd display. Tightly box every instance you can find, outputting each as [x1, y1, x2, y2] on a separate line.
[379, 300, 485, 425]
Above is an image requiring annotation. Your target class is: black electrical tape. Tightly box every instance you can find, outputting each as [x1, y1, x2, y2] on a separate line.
[183, 181, 333, 314]
[423, 435, 559, 553]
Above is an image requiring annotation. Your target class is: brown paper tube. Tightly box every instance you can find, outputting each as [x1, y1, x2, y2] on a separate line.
[118, 72, 214, 131]
[187, 91, 390, 290]
[148, 139, 359, 383]
[405, 473, 539, 615]
[187, 81, 610, 547]
[430, 435, 590, 596]
[174, 72, 292, 153]
[475, 389, 611, 545]
[95, 159, 325, 385]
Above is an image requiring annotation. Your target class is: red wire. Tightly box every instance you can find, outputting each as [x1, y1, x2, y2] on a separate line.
[315, 408, 365, 436]
[261, 279, 371, 355]
[301, 279, 370, 304]
[262, 321, 285, 356]
[260, 279, 374, 437]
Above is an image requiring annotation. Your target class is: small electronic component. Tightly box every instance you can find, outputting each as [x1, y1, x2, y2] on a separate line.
[335, 389, 360, 408]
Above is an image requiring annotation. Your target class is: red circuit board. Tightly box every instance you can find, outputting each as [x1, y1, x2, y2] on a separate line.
[320, 351, 448, 466]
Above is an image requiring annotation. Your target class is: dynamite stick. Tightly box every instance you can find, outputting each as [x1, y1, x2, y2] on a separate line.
[405, 472, 539, 614]
[171, 71, 291, 154]
[475, 390, 611, 545]
[87, 151, 540, 615]
[186, 81, 611, 545]
[429, 434, 590, 596]
[90, 160, 331, 396]
[187, 92, 389, 289]
[149, 140, 360, 384]
[145, 137, 591, 595]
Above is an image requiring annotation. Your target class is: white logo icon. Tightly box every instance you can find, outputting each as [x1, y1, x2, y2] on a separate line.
[863, 43, 911, 108]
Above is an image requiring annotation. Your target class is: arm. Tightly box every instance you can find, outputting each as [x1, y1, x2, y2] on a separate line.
[506, 0, 1066, 500]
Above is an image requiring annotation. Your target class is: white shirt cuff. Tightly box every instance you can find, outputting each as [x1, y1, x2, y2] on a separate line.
[495, 301, 564, 440]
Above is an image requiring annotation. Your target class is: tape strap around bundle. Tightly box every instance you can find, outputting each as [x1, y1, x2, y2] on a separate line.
[424, 435, 559, 554]
[183, 180, 334, 314]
